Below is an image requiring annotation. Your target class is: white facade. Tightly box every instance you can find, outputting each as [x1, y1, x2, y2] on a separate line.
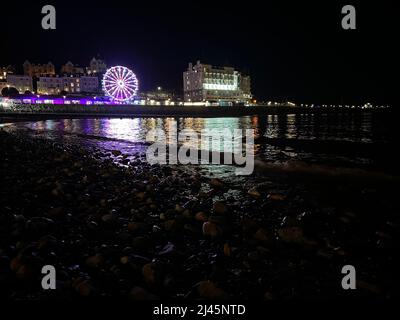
[37, 76, 99, 94]
[183, 61, 252, 103]
[79, 76, 100, 92]
[6, 75, 33, 93]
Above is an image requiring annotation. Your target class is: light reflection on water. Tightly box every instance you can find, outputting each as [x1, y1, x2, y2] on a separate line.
[19, 112, 394, 172]
[28, 117, 257, 152]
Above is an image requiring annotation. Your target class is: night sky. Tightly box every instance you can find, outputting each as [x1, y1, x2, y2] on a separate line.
[1, 0, 397, 105]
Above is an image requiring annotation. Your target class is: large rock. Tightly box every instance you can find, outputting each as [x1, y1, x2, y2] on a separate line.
[202, 222, 222, 238]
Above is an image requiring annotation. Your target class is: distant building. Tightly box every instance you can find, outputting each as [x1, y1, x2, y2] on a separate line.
[0, 65, 15, 80]
[6, 74, 33, 93]
[23, 60, 55, 77]
[60, 61, 85, 75]
[37, 76, 99, 95]
[86, 57, 107, 75]
[183, 61, 252, 103]
[141, 86, 174, 101]
[79, 76, 99, 93]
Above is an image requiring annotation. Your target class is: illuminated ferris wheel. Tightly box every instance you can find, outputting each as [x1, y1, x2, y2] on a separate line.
[102, 66, 139, 102]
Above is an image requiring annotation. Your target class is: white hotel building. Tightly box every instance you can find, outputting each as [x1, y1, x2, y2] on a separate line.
[183, 61, 252, 104]
[37, 76, 99, 95]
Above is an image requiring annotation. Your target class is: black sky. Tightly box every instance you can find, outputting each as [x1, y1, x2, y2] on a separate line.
[1, 0, 398, 105]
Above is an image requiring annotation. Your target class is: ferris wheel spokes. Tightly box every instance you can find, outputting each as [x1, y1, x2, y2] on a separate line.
[102, 66, 139, 102]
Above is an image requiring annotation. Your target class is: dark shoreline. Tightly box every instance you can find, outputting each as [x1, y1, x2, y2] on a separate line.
[1, 129, 398, 300]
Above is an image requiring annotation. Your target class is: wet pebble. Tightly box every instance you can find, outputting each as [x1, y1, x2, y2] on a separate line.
[213, 201, 228, 215]
[197, 280, 229, 299]
[202, 222, 222, 238]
